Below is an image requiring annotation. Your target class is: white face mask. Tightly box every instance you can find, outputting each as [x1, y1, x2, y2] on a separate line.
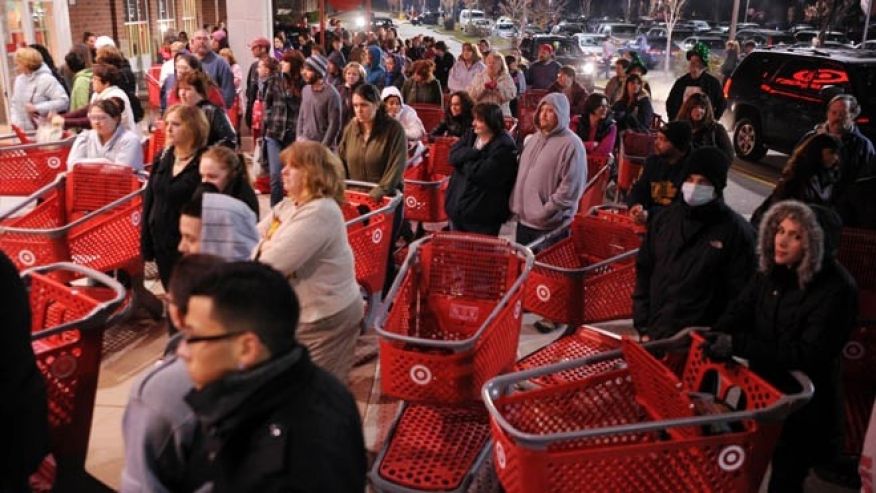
[681, 182, 716, 207]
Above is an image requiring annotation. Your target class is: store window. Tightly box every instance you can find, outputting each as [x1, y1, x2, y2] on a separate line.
[124, 0, 152, 59]
[155, 0, 176, 52]
[181, 0, 199, 37]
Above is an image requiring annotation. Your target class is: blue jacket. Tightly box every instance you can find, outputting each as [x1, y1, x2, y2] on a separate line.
[365, 46, 386, 88]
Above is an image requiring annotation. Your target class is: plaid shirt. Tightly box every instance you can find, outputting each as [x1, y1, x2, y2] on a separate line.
[263, 74, 303, 143]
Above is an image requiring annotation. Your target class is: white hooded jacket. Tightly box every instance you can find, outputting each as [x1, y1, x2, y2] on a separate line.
[10, 64, 69, 131]
[381, 86, 426, 141]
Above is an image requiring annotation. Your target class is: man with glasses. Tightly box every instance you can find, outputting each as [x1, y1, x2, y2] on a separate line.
[190, 29, 236, 109]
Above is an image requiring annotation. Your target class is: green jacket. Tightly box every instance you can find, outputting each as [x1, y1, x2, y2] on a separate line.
[70, 68, 93, 112]
[338, 116, 407, 199]
[401, 78, 443, 107]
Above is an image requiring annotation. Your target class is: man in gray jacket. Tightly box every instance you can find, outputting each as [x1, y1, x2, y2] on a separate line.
[296, 54, 342, 148]
[191, 29, 236, 109]
[510, 92, 587, 245]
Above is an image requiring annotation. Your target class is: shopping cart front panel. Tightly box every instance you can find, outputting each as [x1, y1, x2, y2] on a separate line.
[343, 185, 401, 295]
[0, 135, 75, 195]
[513, 327, 624, 386]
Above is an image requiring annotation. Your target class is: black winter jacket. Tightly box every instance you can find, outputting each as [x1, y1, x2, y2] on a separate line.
[714, 261, 857, 459]
[633, 200, 756, 339]
[185, 347, 366, 493]
[0, 252, 48, 489]
[799, 125, 876, 197]
[665, 71, 725, 121]
[430, 113, 473, 138]
[197, 100, 237, 149]
[445, 130, 518, 229]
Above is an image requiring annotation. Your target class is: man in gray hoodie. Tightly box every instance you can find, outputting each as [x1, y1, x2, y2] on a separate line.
[510, 92, 587, 245]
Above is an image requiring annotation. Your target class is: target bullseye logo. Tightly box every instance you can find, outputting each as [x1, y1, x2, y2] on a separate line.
[18, 249, 36, 266]
[47, 157, 62, 169]
[404, 196, 418, 209]
[131, 210, 141, 226]
[51, 354, 78, 379]
[535, 284, 551, 302]
[495, 442, 506, 469]
[371, 229, 383, 244]
[843, 341, 865, 360]
[409, 364, 432, 385]
[718, 445, 745, 472]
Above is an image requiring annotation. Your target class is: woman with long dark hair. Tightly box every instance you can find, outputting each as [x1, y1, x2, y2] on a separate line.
[176, 70, 237, 148]
[676, 92, 733, 159]
[611, 73, 653, 133]
[431, 91, 475, 138]
[575, 93, 617, 155]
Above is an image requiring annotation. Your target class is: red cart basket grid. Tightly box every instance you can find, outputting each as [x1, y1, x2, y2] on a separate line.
[403, 145, 450, 224]
[0, 130, 75, 196]
[513, 325, 624, 387]
[0, 163, 146, 274]
[616, 130, 655, 199]
[577, 155, 612, 217]
[375, 232, 534, 404]
[482, 331, 814, 493]
[25, 262, 126, 486]
[523, 205, 644, 327]
[411, 104, 445, 135]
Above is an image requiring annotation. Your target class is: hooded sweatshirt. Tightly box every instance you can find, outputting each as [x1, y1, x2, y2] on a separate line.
[365, 46, 386, 88]
[200, 193, 259, 261]
[510, 93, 587, 230]
[10, 64, 70, 130]
[69, 68, 93, 112]
[381, 86, 426, 141]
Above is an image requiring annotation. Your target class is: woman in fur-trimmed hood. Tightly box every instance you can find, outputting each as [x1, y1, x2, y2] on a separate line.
[705, 200, 858, 493]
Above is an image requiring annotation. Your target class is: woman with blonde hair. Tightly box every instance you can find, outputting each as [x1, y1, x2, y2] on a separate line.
[467, 51, 517, 116]
[254, 141, 363, 381]
[338, 61, 367, 127]
[142, 104, 210, 287]
[10, 47, 69, 130]
[447, 42, 485, 93]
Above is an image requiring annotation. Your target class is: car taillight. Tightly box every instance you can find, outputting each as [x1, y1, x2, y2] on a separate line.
[857, 116, 870, 125]
[723, 78, 732, 99]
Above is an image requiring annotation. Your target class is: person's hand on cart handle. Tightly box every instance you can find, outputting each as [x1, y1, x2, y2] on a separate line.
[701, 331, 734, 362]
[629, 204, 648, 225]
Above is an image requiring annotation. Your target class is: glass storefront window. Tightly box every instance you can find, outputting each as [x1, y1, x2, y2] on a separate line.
[181, 0, 198, 37]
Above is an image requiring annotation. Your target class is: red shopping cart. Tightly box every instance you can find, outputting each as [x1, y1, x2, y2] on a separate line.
[516, 90, 548, 141]
[578, 154, 612, 214]
[411, 103, 445, 134]
[25, 263, 126, 486]
[403, 154, 450, 224]
[146, 64, 162, 109]
[513, 325, 623, 386]
[0, 131, 76, 196]
[375, 233, 534, 404]
[342, 181, 402, 312]
[837, 227, 876, 456]
[523, 206, 643, 327]
[143, 120, 166, 168]
[0, 163, 146, 274]
[483, 331, 814, 493]
[617, 130, 656, 200]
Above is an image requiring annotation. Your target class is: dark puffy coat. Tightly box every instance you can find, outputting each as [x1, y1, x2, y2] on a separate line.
[430, 113, 473, 138]
[0, 252, 48, 490]
[633, 199, 756, 339]
[434, 52, 455, 90]
[197, 100, 237, 148]
[612, 92, 653, 133]
[800, 125, 876, 197]
[665, 71, 725, 121]
[185, 347, 366, 493]
[445, 129, 518, 232]
[715, 201, 857, 470]
[691, 122, 734, 160]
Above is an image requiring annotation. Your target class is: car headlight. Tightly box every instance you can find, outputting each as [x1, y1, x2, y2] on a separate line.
[355, 16, 366, 28]
[581, 62, 595, 75]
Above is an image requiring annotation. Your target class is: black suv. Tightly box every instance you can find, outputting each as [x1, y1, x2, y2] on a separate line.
[725, 47, 876, 161]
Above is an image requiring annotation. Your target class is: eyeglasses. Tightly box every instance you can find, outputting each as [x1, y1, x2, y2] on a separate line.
[88, 114, 111, 122]
[182, 330, 246, 345]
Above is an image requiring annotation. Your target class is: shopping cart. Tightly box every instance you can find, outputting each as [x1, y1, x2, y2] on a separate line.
[483, 331, 814, 493]
[516, 90, 548, 142]
[837, 227, 876, 455]
[0, 163, 146, 274]
[513, 325, 623, 386]
[616, 130, 655, 200]
[426, 136, 457, 176]
[375, 232, 534, 404]
[578, 154, 612, 214]
[523, 205, 643, 327]
[25, 262, 126, 485]
[370, 402, 495, 493]
[403, 150, 450, 223]
[0, 131, 76, 196]
[145, 64, 162, 109]
[342, 180, 403, 318]
[143, 120, 166, 168]
[411, 103, 445, 135]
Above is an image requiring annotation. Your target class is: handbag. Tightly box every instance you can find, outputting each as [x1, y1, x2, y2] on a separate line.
[251, 98, 265, 138]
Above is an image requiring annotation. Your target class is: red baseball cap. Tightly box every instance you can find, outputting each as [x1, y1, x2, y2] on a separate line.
[539, 43, 554, 55]
[249, 37, 270, 49]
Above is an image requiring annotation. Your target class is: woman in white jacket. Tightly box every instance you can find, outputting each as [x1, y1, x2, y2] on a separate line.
[381, 85, 426, 141]
[67, 97, 144, 170]
[467, 52, 517, 117]
[10, 47, 69, 131]
[447, 42, 485, 94]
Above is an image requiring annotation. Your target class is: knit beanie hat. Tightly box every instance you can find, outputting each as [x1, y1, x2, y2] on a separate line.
[305, 54, 328, 78]
[658, 120, 692, 151]
[686, 146, 731, 192]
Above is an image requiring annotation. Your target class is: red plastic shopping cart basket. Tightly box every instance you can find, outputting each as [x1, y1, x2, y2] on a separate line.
[483, 331, 814, 493]
[342, 180, 402, 296]
[427, 136, 457, 176]
[25, 263, 126, 485]
[370, 402, 494, 493]
[0, 131, 75, 196]
[513, 325, 623, 386]
[375, 233, 534, 404]
[411, 103, 445, 134]
[146, 64, 162, 109]
[403, 159, 450, 223]
[143, 120, 166, 168]
[523, 206, 643, 326]
[617, 131, 655, 197]
[0, 163, 146, 274]
[578, 155, 612, 214]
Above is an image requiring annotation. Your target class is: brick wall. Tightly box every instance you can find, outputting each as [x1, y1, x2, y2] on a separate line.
[68, 0, 126, 49]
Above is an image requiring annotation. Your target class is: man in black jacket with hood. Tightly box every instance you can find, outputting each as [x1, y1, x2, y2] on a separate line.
[633, 146, 756, 340]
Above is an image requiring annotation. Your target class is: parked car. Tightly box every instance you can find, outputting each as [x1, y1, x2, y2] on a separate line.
[736, 29, 796, 47]
[794, 30, 851, 45]
[370, 16, 395, 29]
[595, 23, 638, 41]
[411, 11, 440, 25]
[464, 18, 493, 36]
[573, 33, 609, 56]
[552, 21, 587, 36]
[645, 26, 695, 41]
[858, 40, 876, 49]
[689, 19, 712, 32]
[520, 35, 596, 91]
[458, 9, 486, 28]
[680, 36, 727, 58]
[725, 47, 876, 161]
[495, 17, 518, 38]
[619, 36, 683, 68]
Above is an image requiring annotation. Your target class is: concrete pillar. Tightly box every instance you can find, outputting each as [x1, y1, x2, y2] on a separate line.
[227, 0, 272, 75]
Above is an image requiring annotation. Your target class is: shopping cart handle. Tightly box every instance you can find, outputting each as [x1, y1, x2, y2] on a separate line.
[24, 262, 127, 339]
[343, 180, 403, 226]
[588, 203, 630, 215]
[525, 220, 572, 253]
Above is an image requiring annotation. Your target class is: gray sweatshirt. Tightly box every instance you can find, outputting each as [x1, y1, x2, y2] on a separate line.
[200, 193, 259, 261]
[510, 92, 587, 230]
[296, 82, 342, 148]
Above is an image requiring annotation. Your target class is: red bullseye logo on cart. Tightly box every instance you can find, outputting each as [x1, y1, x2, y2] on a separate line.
[843, 341, 864, 360]
[718, 445, 745, 472]
[47, 157, 62, 169]
[131, 211, 141, 226]
[513, 300, 522, 320]
[495, 442, 506, 469]
[405, 196, 419, 209]
[409, 364, 432, 385]
[536, 284, 551, 302]
[372, 229, 383, 244]
[19, 250, 36, 266]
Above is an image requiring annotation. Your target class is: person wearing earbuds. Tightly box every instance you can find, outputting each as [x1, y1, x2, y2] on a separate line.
[632, 146, 756, 341]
